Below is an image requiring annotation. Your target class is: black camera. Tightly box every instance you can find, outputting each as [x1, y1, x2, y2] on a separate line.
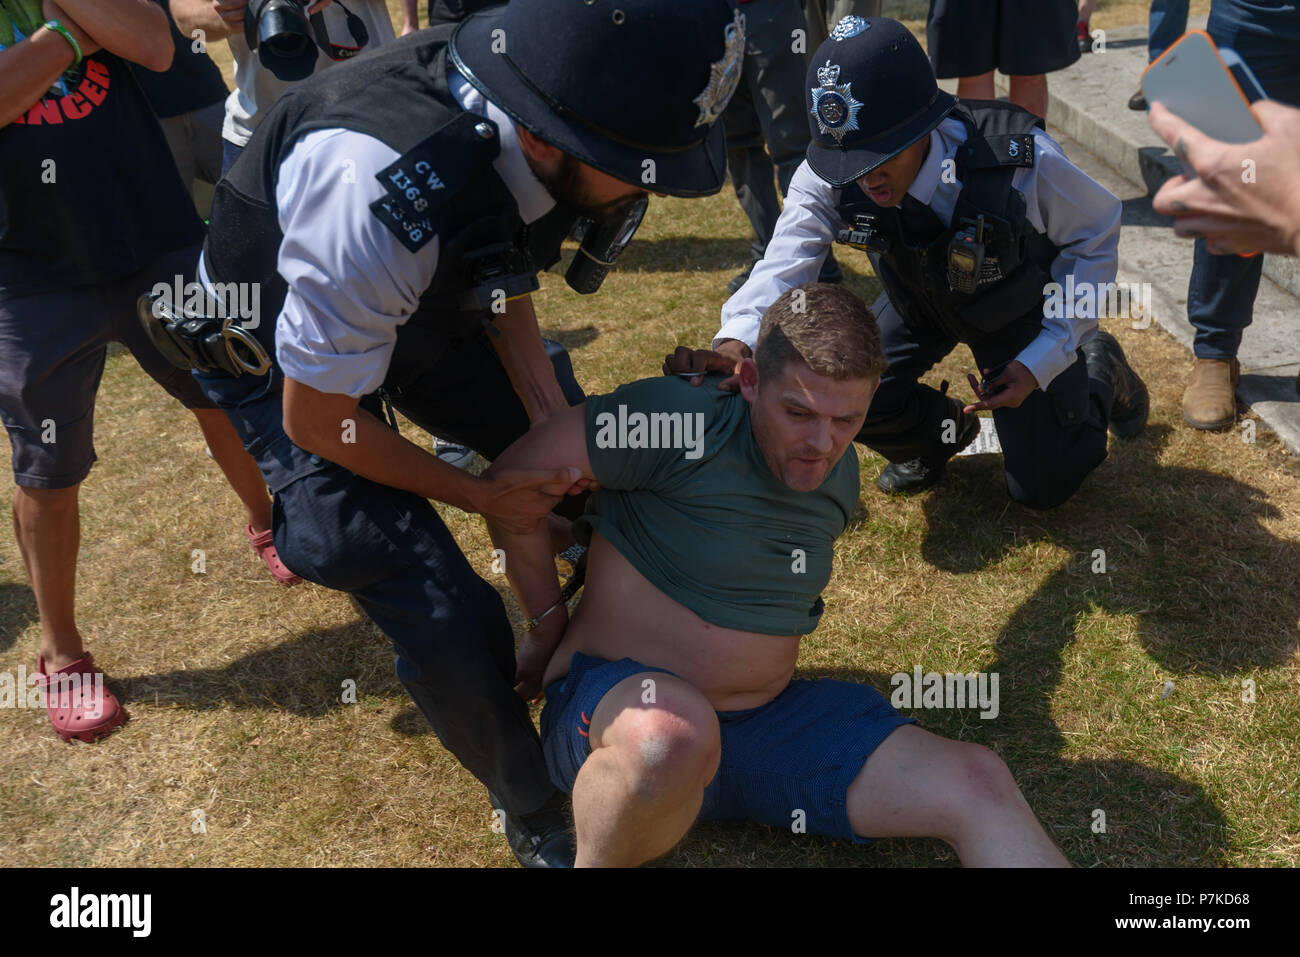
[243, 0, 370, 81]
[244, 0, 317, 81]
[565, 194, 648, 295]
[836, 214, 891, 255]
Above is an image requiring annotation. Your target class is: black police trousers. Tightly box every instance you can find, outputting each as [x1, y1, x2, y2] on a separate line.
[195, 332, 584, 818]
[856, 292, 1112, 509]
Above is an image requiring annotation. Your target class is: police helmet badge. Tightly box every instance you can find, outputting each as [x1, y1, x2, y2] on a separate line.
[829, 15, 870, 40]
[693, 9, 746, 127]
[810, 61, 863, 144]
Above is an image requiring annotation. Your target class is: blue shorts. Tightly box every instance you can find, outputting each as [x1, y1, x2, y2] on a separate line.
[540, 653, 917, 844]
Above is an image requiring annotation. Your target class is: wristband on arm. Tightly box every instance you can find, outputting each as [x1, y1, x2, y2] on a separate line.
[42, 19, 82, 68]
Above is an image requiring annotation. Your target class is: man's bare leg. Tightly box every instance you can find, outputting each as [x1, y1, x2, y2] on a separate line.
[572, 672, 721, 867]
[957, 71, 996, 101]
[846, 725, 1069, 866]
[1008, 74, 1049, 119]
[192, 408, 273, 533]
[13, 484, 84, 670]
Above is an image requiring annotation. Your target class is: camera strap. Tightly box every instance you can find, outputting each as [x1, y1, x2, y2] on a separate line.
[309, 1, 369, 62]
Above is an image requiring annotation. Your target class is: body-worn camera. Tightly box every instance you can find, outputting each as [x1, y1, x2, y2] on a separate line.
[836, 214, 891, 255]
[457, 242, 541, 335]
[947, 214, 986, 295]
[565, 194, 649, 295]
[136, 292, 272, 377]
[244, 0, 369, 82]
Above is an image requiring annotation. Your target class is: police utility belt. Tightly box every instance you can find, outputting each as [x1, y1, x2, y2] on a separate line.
[136, 194, 648, 379]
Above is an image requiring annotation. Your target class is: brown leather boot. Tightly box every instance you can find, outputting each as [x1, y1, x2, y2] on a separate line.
[1181, 358, 1240, 430]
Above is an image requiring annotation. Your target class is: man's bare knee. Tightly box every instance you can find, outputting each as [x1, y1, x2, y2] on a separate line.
[596, 677, 721, 800]
[948, 743, 1028, 825]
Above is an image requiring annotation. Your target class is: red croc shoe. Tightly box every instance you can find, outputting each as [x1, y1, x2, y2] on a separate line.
[36, 653, 127, 742]
[247, 525, 302, 586]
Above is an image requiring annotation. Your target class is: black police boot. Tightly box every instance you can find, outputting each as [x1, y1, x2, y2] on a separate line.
[1083, 330, 1149, 438]
[489, 790, 575, 868]
[876, 407, 981, 495]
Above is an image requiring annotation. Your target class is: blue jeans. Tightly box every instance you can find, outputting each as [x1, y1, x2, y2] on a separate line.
[1148, 0, 1189, 62]
[1186, 0, 1300, 360]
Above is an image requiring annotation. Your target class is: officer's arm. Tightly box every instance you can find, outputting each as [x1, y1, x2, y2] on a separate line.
[714, 160, 841, 351]
[488, 293, 573, 426]
[482, 404, 593, 631]
[1014, 131, 1122, 389]
[282, 377, 483, 513]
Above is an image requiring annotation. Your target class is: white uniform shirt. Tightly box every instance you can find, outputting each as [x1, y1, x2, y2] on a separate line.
[223, 0, 396, 147]
[201, 64, 557, 398]
[715, 116, 1122, 390]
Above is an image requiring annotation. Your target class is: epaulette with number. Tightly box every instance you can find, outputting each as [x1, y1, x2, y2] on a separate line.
[370, 112, 500, 253]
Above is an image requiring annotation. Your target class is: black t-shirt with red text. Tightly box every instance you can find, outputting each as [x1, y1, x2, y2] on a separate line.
[0, 52, 204, 299]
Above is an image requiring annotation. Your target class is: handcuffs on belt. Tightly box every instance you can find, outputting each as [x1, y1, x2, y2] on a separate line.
[136, 290, 272, 377]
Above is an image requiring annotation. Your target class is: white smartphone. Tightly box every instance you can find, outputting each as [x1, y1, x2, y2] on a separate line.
[1141, 30, 1266, 167]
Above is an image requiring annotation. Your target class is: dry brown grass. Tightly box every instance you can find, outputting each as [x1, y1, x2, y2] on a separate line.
[2, 0, 1291, 869]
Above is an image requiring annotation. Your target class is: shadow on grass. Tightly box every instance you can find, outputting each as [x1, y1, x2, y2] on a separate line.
[0, 582, 39, 654]
[116, 616, 403, 718]
[869, 421, 1293, 865]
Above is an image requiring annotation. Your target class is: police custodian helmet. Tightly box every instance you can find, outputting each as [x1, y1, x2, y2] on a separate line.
[449, 0, 745, 198]
[805, 16, 957, 186]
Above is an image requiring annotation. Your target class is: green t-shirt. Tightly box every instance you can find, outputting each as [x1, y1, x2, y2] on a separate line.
[576, 374, 860, 636]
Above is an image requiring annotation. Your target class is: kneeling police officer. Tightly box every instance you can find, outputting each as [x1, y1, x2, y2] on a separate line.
[143, 0, 747, 866]
[673, 16, 1148, 509]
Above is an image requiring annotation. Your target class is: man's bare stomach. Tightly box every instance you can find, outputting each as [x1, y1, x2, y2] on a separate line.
[541, 531, 802, 711]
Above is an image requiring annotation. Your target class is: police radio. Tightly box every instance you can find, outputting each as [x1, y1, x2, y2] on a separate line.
[836, 214, 891, 255]
[947, 214, 986, 295]
[565, 194, 648, 295]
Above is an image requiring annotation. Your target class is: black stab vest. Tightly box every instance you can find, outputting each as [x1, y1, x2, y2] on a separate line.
[201, 28, 578, 393]
[834, 101, 1060, 344]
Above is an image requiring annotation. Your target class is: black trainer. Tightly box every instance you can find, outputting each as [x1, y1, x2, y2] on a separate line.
[1083, 330, 1149, 438]
[489, 790, 575, 868]
[876, 407, 981, 495]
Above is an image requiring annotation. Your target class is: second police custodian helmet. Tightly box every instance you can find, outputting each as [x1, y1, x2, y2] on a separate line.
[449, 0, 746, 198]
[805, 16, 957, 187]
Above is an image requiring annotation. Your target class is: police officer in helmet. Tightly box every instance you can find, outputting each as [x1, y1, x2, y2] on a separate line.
[672, 16, 1148, 510]
[164, 0, 746, 866]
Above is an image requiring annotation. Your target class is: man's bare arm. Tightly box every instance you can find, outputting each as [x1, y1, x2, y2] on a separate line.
[53, 0, 173, 71]
[482, 402, 594, 698]
[282, 377, 580, 534]
[0, 13, 98, 127]
[171, 0, 240, 42]
[488, 294, 573, 427]
[484, 402, 594, 614]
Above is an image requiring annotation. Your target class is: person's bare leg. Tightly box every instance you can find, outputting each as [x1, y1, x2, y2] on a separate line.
[846, 725, 1068, 866]
[1009, 74, 1049, 119]
[192, 408, 272, 533]
[571, 672, 721, 867]
[957, 71, 996, 101]
[13, 484, 84, 670]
